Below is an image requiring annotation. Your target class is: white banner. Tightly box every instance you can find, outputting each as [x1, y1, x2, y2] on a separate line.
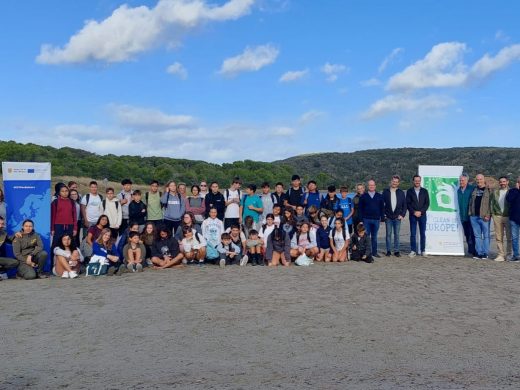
[2, 162, 51, 181]
[418, 165, 465, 256]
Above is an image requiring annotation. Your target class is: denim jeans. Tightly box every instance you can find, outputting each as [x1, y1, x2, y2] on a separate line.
[510, 220, 520, 258]
[409, 214, 427, 253]
[363, 218, 380, 255]
[385, 219, 401, 252]
[470, 216, 490, 256]
[461, 220, 476, 256]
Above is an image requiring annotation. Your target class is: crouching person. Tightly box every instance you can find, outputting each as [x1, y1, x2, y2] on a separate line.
[123, 231, 145, 272]
[13, 219, 48, 279]
[53, 233, 82, 278]
[290, 222, 319, 261]
[266, 226, 291, 267]
[151, 225, 183, 269]
[93, 228, 122, 275]
[350, 223, 373, 263]
[181, 226, 206, 266]
[0, 216, 19, 278]
[216, 232, 241, 268]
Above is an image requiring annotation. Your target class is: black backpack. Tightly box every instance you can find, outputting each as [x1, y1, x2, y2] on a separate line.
[85, 193, 103, 204]
[102, 199, 119, 211]
[145, 191, 163, 204]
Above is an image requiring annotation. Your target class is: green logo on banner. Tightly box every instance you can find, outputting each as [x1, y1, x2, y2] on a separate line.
[423, 177, 459, 212]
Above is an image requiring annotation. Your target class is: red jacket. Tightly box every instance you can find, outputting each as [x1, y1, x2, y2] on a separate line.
[51, 197, 77, 228]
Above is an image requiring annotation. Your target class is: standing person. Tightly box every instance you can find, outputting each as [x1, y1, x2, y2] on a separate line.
[352, 183, 365, 230]
[457, 173, 476, 257]
[406, 175, 430, 258]
[204, 182, 226, 221]
[223, 178, 242, 230]
[302, 180, 321, 214]
[506, 177, 520, 261]
[144, 180, 163, 226]
[178, 182, 188, 201]
[12, 219, 49, 279]
[320, 185, 340, 218]
[469, 174, 492, 259]
[358, 180, 385, 258]
[337, 186, 354, 233]
[260, 182, 276, 222]
[284, 175, 304, 211]
[272, 182, 288, 211]
[0, 188, 6, 220]
[117, 179, 133, 236]
[129, 190, 147, 233]
[161, 181, 185, 234]
[51, 183, 77, 248]
[199, 181, 209, 198]
[67, 181, 81, 198]
[80, 181, 103, 238]
[239, 184, 263, 225]
[490, 176, 512, 262]
[186, 185, 206, 224]
[102, 187, 122, 239]
[382, 175, 406, 257]
[69, 189, 82, 247]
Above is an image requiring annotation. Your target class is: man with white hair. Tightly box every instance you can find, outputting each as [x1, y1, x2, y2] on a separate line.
[468, 174, 491, 259]
[506, 177, 520, 261]
[490, 176, 512, 262]
[457, 173, 476, 257]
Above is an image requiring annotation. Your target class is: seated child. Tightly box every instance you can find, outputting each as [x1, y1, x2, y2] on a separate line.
[181, 226, 207, 266]
[123, 231, 145, 272]
[246, 229, 264, 266]
[265, 226, 291, 267]
[329, 218, 350, 262]
[316, 215, 332, 262]
[350, 223, 373, 263]
[290, 222, 319, 260]
[216, 232, 241, 268]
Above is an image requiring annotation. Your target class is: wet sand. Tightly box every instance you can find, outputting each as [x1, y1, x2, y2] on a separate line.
[1, 226, 519, 389]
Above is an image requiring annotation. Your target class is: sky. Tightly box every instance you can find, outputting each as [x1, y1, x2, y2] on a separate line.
[1, 0, 519, 163]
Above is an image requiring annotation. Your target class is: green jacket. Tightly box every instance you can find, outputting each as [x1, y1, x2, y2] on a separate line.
[457, 184, 474, 222]
[490, 188, 510, 217]
[12, 231, 44, 262]
[468, 186, 491, 219]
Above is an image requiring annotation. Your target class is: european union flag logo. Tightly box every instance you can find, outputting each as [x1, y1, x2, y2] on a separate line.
[28, 169, 35, 173]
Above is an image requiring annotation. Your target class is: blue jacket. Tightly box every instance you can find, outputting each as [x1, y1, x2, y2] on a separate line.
[506, 188, 520, 224]
[359, 192, 385, 221]
[303, 191, 322, 211]
[316, 226, 331, 249]
[382, 188, 407, 220]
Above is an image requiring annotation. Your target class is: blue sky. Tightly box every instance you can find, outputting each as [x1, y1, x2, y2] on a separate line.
[1, 0, 519, 163]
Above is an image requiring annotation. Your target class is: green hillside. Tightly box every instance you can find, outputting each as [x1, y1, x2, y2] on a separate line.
[0, 141, 517, 188]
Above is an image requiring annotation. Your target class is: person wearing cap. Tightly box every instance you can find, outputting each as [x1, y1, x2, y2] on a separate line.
[285, 175, 304, 211]
[118, 178, 133, 236]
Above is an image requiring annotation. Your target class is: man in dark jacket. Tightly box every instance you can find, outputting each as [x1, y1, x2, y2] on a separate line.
[457, 173, 476, 257]
[382, 175, 406, 257]
[359, 179, 385, 257]
[506, 177, 520, 261]
[204, 182, 226, 220]
[406, 175, 430, 257]
[0, 217, 19, 278]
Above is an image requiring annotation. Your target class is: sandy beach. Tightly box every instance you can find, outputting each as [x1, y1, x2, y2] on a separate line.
[1, 225, 519, 389]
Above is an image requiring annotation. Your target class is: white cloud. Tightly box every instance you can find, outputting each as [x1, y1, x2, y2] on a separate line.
[362, 94, 455, 119]
[469, 44, 520, 79]
[321, 62, 348, 82]
[360, 78, 381, 87]
[299, 110, 325, 124]
[219, 44, 279, 76]
[279, 69, 308, 82]
[386, 42, 468, 91]
[36, 0, 254, 64]
[109, 104, 195, 129]
[378, 47, 403, 74]
[270, 126, 295, 136]
[166, 61, 188, 79]
[495, 30, 510, 43]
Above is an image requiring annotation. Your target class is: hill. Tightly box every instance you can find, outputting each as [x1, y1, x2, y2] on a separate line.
[0, 141, 517, 188]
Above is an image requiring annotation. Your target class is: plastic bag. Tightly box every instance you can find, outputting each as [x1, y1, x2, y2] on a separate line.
[295, 254, 313, 266]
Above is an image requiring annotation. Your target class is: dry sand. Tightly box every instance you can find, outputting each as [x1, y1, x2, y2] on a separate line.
[1, 224, 520, 389]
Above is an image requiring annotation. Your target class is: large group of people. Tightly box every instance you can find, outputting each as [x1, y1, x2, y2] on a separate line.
[0, 172, 519, 280]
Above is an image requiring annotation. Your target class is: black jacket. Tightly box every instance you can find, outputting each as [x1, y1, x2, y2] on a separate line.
[151, 237, 180, 259]
[358, 192, 385, 221]
[406, 187, 430, 215]
[382, 188, 407, 219]
[204, 191, 226, 220]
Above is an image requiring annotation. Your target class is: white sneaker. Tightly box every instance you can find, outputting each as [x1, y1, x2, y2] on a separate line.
[61, 271, 69, 279]
[494, 256, 505, 262]
[421, 252, 428, 258]
[408, 251, 416, 258]
[240, 255, 249, 266]
[69, 271, 79, 279]
[219, 258, 226, 268]
[0, 273, 8, 280]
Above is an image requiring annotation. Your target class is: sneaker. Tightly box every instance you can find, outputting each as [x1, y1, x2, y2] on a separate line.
[481, 255, 489, 260]
[385, 251, 391, 257]
[494, 256, 505, 262]
[136, 264, 143, 272]
[146, 259, 153, 266]
[510, 257, 520, 262]
[506, 255, 515, 261]
[473, 255, 480, 260]
[0, 273, 8, 280]
[421, 252, 428, 258]
[239, 255, 249, 266]
[408, 251, 416, 258]
[373, 253, 381, 258]
[61, 271, 70, 279]
[69, 271, 79, 279]
[219, 258, 226, 268]
[394, 252, 401, 257]
[198, 260, 205, 267]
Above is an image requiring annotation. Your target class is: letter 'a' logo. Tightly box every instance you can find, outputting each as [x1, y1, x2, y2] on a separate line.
[424, 177, 458, 212]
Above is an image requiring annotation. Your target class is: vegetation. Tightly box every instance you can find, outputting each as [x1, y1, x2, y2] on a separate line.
[1, 141, 518, 189]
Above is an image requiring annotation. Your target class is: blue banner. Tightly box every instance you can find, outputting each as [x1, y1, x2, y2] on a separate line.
[2, 162, 52, 271]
